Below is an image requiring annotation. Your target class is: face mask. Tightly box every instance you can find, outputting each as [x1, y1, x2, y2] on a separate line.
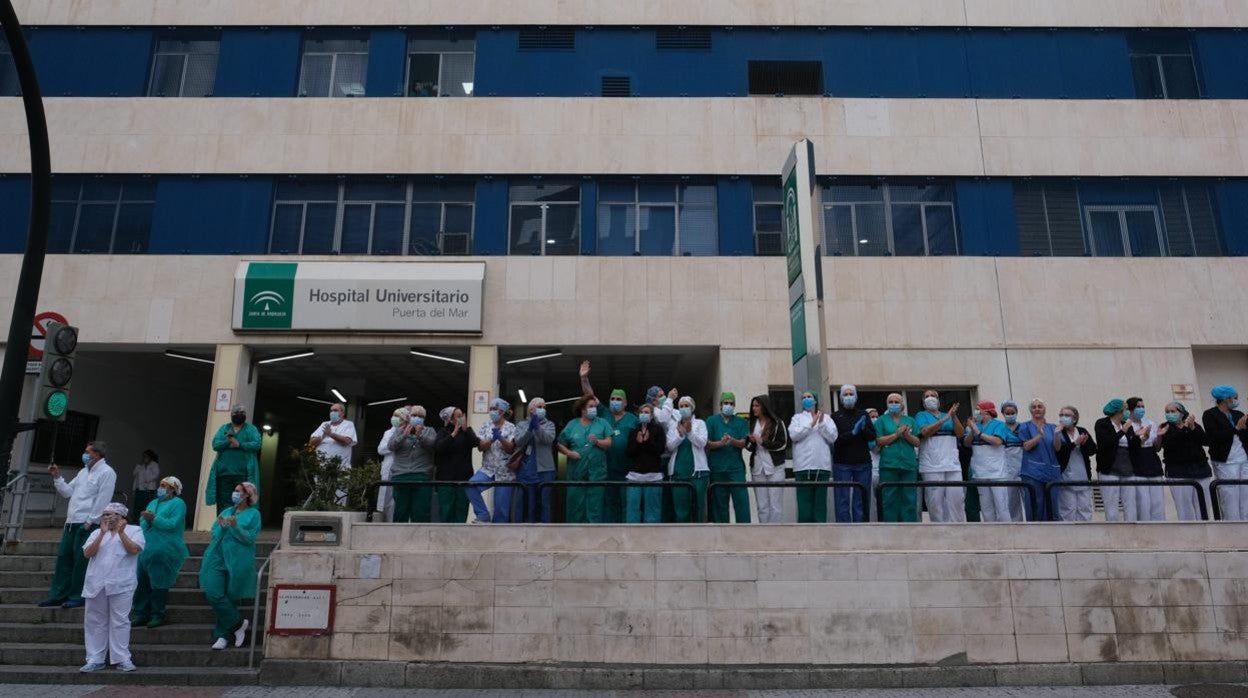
[680, 406, 693, 420]
[1166, 412, 1181, 424]
[609, 399, 624, 414]
[410, 416, 424, 427]
[156, 487, 168, 499]
[329, 411, 342, 423]
[923, 397, 939, 411]
[1233, 399, 1241, 410]
[231, 491, 242, 505]
[585, 407, 598, 420]
[972, 410, 981, 421]
[639, 413, 652, 425]
[535, 408, 547, 420]
[721, 404, 735, 416]
[1005, 414, 1018, 425]
[887, 403, 902, 415]
[390, 416, 402, 428]
[81, 452, 92, 466]
[801, 397, 816, 410]
[842, 395, 857, 409]
[489, 410, 501, 423]
[231, 414, 245, 426]
[1059, 415, 1074, 428]
[1133, 407, 1146, 420]
[1122, 411, 1132, 422]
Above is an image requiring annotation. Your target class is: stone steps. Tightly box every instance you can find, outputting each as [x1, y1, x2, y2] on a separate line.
[0, 664, 259, 685]
[0, 568, 213, 589]
[0, 554, 211, 573]
[0, 603, 261, 625]
[0, 586, 259, 606]
[0, 641, 256, 667]
[0, 622, 266, 646]
[3, 541, 277, 558]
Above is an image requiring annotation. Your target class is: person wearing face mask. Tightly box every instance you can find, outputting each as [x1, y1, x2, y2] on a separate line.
[1094, 398, 1141, 522]
[865, 407, 882, 521]
[513, 397, 558, 523]
[747, 395, 790, 524]
[1053, 406, 1097, 522]
[41, 441, 117, 610]
[705, 392, 751, 524]
[559, 395, 614, 523]
[130, 476, 188, 629]
[434, 406, 478, 523]
[665, 396, 710, 522]
[1125, 397, 1165, 521]
[198, 482, 260, 651]
[998, 401, 1025, 522]
[309, 403, 359, 504]
[1203, 385, 1248, 521]
[964, 402, 1011, 522]
[389, 405, 438, 523]
[1159, 401, 1210, 521]
[130, 450, 160, 524]
[466, 398, 519, 524]
[1018, 399, 1060, 522]
[915, 390, 965, 523]
[375, 408, 404, 522]
[79, 502, 145, 673]
[625, 404, 668, 523]
[831, 384, 876, 523]
[206, 404, 260, 517]
[874, 394, 921, 522]
[787, 390, 839, 523]
[577, 362, 637, 523]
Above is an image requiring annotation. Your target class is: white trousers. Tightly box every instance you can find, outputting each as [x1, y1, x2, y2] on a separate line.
[752, 465, 787, 524]
[1100, 473, 1133, 522]
[1172, 477, 1213, 521]
[869, 460, 880, 522]
[1215, 462, 1247, 521]
[1134, 476, 1166, 521]
[84, 590, 134, 665]
[1058, 465, 1093, 522]
[977, 481, 1013, 523]
[921, 470, 965, 523]
[1003, 450, 1024, 521]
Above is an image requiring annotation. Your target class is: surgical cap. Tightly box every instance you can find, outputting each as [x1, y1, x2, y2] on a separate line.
[720, 392, 735, 403]
[230, 403, 247, 415]
[1103, 398, 1126, 416]
[1212, 385, 1238, 401]
[976, 401, 997, 418]
[439, 406, 456, 423]
[840, 384, 857, 396]
[528, 396, 544, 411]
[103, 502, 128, 518]
[610, 389, 627, 400]
[160, 476, 183, 495]
[645, 386, 663, 402]
[491, 397, 510, 412]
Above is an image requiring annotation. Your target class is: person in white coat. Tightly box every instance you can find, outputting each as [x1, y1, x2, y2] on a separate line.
[41, 441, 117, 609]
[80, 502, 145, 673]
[375, 408, 404, 521]
[665, 396, 710, 522]
[309, 403, 359, 505]
[788, 390, 839, 523]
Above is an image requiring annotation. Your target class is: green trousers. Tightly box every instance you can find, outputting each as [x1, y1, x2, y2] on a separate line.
[392, 473, 432, 523]
[795, 470, 831, 523]
[200, 545, 243, 640]
[672, 472, 709, 523]
[625, 485, 663, 523]
[565, 457, 607, 524]
[879, 466, 920, 522]
[215, 473, 245, 517]
[709, 468, 752, 523]
[46, 523, 91, 603]
[962, 459, 982, 522]
[437, 484, 470, 524]
[132, 567, 169, 622]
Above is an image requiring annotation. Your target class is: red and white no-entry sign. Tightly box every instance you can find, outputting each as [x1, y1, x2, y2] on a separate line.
[28, 311, 69, 361]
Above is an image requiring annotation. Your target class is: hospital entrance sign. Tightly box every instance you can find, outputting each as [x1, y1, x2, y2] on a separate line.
[782, 140, 828, 409]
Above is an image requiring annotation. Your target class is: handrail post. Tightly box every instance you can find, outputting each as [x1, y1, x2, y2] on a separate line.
[248, 548, 275, 669]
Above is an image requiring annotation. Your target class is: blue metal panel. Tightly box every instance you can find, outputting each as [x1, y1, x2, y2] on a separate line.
[0, 176, 30, 253]
[27, 27, 153, 96]
[367, 30, 407, 97]
[1195, 31, 1248, 99]
[580, 180, 597, 254]
[966, 30, 1061, 98]
[472, 179, 509, 255]
[148, 177, 274, 254]
[1213, 181, 1248, 255]
[716, 178, 754, 256]
[1056, 31, 1134, 99]
[953, 181, 1020, 256]
[215, 29, 302, 97]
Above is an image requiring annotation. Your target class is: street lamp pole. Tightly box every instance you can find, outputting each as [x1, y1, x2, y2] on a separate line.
[0, 0, 53, 478]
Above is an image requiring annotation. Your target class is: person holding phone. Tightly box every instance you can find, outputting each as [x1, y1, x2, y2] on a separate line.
[198, 482, 260, 651]
[206, 405, 260, 517]
[79, 502, 145, 673]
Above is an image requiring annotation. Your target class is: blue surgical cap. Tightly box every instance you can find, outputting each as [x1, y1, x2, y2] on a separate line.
[1212, 385, 1238, 401]
[491, 397, 510, 411]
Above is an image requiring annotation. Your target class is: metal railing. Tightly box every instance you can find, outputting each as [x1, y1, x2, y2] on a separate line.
[248, 547, 275, 669]
[1210, 479, 1248, 521]
[876, 480, 1038, 521]
[708, 480, 871, 522]
[1050, 478, 1210, 521]
[537, 480, 698, 521]
[0, 472, 27, 547]
[363, 480, 527, 523]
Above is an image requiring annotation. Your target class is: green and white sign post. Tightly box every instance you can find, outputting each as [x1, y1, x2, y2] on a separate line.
[782, 139, 828, 412]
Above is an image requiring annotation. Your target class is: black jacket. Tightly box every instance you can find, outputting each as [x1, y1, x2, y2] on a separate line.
[1055, 426, 1098, 478]
[1093, 416, 1140, 475]
[434, 426, 480, 480]
[625, 421, 667, 475]
[746, 395, 789, 469]
[1160, 423, 1211, 479]
[1202, 407, 1248, 463]
[831, 408, 877, 465]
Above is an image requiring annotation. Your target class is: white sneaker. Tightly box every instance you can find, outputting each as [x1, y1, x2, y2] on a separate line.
[233, 619, 249, 648]
[116, 661, 137, 672]
[211, 637, 228, 650]
[469, 518, 487, 524]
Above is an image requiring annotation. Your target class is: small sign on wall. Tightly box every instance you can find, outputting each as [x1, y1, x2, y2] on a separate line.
[1172, 384, 1196, 400]
[269, 584, 336, 636]
[472, 390, 490, 414]
[214, 388, 233, 412]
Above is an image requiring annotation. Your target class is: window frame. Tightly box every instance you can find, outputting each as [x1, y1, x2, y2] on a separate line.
[823, 182, 959, 257]
[51, 178, 156, 254]
[146, 38, 220, 97]
[1083, 204, 1166, 257]
[297, 38, 370, 98]
[507, 183, 582, 256]
[1129, 49, 1201, 99]
[596, 181, 717, 256]
[405, 49, 476, 97]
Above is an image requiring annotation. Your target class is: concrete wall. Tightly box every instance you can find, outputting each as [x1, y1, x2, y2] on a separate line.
[2, 98, 1245, 177]
[268, 517, 1248, 666]
[12, 0, 1248, 28]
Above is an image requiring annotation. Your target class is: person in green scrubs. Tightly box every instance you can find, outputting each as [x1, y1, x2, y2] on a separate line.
[602, 389, 639, 523]
[665, 396, 710, 522]
[198, 481, 260, 651]
[130, 476, 188, 628]
[705, 392, 751, 523]
[205, 405, 261, 517]
[557, 395, 614, 523]
[874, 393, 922, 522]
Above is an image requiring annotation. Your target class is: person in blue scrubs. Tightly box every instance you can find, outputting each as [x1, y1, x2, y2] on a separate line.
[1018, 399, 1060, 521]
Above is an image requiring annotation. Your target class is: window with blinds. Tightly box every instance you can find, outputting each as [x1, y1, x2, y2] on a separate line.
[1014, 181, 1086, 256]
[596, 180, 718, 256]
[1159, 182, 1222, 256]
[0, 38, 18, 97]
[147, 38, 219, 97]
[298, 36, 369, 97]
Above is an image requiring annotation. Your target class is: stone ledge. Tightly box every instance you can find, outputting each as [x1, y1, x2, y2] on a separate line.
[258, 659, 1248, 688]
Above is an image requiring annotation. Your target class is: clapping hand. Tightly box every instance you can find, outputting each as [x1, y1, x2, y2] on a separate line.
[141, 510, 155, 522]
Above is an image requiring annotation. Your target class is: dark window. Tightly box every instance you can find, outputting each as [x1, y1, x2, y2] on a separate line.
[1014, 181, 1085, 256]
[1085, 205, 1164, 257]
[518, 28, 575, 51]
[752, 182, 784, 256]
[601, 76, 631, 97]
[49, 177, 156, 254]
[407, 31, 475, 97]
[823, 181, 956, 256]
[31, 411, 99, 465]
[147, 37, 219, 97]
[509, 181, 580, 256]
[596, 180, 717, 256]
[1129, 33, 1200, 99]
[1159, 182, 1222, 256]
[0, 38, 18, 97]
[656, 28, 712, 50]
[748, 60, 823, 96]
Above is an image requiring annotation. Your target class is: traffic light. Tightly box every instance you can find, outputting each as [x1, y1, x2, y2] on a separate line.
[35, 322, 78, 421]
